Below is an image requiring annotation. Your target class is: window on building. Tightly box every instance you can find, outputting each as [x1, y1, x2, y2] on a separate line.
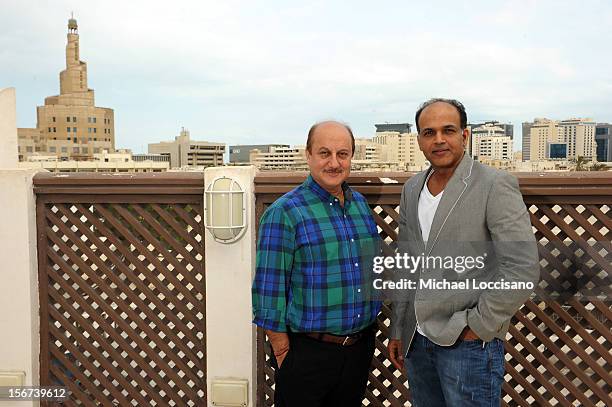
[61, 147, 67, 153]
[26, 146, 33, 152]
[48, 127, 52, 132]
[94, 148, 100, 153]
[67, 127, 71, 132]
[88, 128, 91, 133]
[93, 117, 97, 123]
[52, 117, 56, 122]
[82, 148, 89, 154]
[67, 116, 70, 122]
[94, 128, 97, 133]
[49, 147, 56, 153]
[73, 116, 77, 122]
[53, 127, 57, 132]
[73, 147, 79, 153]
[73, 127, 77, 133]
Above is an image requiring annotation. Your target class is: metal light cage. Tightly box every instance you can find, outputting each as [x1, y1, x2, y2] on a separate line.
[204, 176, 247, 244]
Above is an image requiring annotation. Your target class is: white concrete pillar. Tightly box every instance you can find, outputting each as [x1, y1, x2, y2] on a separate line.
[0, 88, 18, 168]
[204, 166, 257, 407]
[0, 169, 40, 407]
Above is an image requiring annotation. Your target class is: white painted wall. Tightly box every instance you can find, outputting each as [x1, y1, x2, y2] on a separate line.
[0, 169, 40, 407]
[204, 166, 257, 407]
[0, 88, 18, 168]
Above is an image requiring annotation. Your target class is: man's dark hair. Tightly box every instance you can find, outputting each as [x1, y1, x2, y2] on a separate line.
[306, 121, 355, 155]
[415, 98, 467, 133]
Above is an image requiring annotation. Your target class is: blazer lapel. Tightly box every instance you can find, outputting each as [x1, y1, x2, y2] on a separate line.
[425, 155, 474, 256]
[410, 169, 430, 244]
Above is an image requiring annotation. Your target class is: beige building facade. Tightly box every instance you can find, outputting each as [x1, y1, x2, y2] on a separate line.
[148, 128, 225, 168]
[248, 145, 307, 170]
[525, 117, 597, 161]
[18, 17, 115, 161]
[471, 123, 512, 161]
[19, 150, 168, 173]
[372, 131, 427, 168]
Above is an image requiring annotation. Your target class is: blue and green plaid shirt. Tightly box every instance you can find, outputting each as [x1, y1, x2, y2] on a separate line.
[252, 175, 382, 335]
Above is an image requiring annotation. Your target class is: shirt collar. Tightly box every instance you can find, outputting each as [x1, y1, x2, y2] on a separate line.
[305, 175, 353, 203]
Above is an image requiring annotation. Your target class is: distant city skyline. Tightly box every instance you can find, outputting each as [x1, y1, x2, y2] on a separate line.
[3, 0, 612, 153]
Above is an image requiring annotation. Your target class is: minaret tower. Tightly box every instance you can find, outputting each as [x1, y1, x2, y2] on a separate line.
[59, 14, 92, 101]
[18, 15, 116, 161]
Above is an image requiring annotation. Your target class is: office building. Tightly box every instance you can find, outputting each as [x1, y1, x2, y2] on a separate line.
[18, 150, 168, 173]
[229, 144, 289, 163]
[524, 118, 596, 161]
[248, 145, 307, 170]
[18, 17, 115, 161]
[470, 122, 512, 161]
[372, 131, 427, 167]
[595, 123, 612, 162]
[148, 128, 225, 168]
[374, 123, 412, 134]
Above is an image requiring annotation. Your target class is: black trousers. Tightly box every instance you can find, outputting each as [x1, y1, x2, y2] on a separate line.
[272, 328, 375, 407]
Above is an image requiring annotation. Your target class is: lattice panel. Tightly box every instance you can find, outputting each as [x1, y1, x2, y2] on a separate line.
[256, 201, 611, 407]
[38, 202, 206, 406]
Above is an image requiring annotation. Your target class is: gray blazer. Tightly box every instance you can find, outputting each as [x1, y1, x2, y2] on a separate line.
[390, 154, 540, 355]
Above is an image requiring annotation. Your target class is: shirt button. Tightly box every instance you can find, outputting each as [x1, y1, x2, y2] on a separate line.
[355, 263, 359, 267]
[357, 289, 361, 293]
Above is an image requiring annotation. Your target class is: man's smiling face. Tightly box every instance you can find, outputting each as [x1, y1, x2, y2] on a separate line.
[417, 101, 468, 170]
[306, 122, 353, 194]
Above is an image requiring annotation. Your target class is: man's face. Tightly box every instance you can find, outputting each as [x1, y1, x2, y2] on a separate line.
[306, 122, 353, 193]
[417, 102, 468, 170]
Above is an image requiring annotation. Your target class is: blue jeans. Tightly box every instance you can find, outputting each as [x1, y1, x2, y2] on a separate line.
[405, 332, 505, 407]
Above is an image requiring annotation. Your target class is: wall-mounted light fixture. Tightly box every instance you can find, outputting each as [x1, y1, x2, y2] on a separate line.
[204, 176, 246, 243]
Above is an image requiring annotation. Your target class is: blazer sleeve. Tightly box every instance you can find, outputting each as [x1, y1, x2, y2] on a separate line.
[467, 172, 540, 341]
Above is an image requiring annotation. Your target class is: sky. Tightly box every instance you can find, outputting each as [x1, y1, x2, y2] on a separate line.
[2, 0, 612, 153]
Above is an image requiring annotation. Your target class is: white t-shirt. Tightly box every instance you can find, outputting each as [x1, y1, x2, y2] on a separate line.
[416, 172, 443, 337]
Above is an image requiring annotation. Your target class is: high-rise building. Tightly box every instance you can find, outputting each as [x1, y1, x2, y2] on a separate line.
[470, 122, 512, 161]
[148, 128, 225, 168]
[595, 123, 612, 162]
[558, 119, 596, 160]
[372, 131, 426, 167]
[523, 118, 596, 161]
[354, 139, 389, 162]
[18, 17, 115, 161]
[470, 121, 513, 139]
[521, 121, 535, 161]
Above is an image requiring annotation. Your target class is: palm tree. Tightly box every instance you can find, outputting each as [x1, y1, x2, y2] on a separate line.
[589, 162, 608, 171]
[571, 156, 589, 171]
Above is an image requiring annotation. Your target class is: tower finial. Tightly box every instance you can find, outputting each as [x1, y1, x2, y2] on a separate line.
[68, 13, 78, 33]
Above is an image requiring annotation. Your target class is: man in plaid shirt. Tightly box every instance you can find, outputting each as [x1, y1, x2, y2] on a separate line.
[252, 121, 382, 406]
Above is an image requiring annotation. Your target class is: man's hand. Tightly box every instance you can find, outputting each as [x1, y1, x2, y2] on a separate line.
[274, 347, 289, 368]
[388, 339, 404, 370]
[266, 330, 290, 369]
[459, 326, 481, 341]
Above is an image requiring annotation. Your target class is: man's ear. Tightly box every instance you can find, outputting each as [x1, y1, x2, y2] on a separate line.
[462, 128, 469, 147]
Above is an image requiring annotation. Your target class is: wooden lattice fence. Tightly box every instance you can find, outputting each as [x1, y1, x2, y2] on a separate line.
[34, 173, 207, 406]
[254, 172, 611, 407]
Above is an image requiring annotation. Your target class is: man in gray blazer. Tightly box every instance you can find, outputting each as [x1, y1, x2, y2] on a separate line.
[387, 98, 540, 406]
